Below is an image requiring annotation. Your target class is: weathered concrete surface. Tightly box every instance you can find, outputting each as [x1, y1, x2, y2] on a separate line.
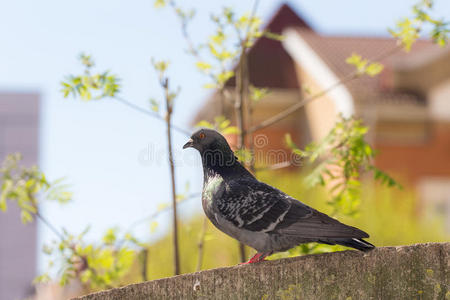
[76, 243, 449, 300]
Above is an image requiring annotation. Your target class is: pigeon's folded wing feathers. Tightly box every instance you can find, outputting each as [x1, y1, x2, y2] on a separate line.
[272, 201, 369, 238]
[215, 178, 369, 239]
[214, 178, 311, 232]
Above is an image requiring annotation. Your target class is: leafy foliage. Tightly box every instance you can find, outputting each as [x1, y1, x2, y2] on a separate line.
[149, 98, 159, 113]
[234, 148, 253, 165]
[249, 85, 270, 102]
[0, 153, 72, 223]
[283, 116, 401, 254]
[150, 58, 181, 111]
[159, 2, 281, 91]
[256, 171, 449, 260]
[389, 0, 449, 50]
[346, 53, 384, 77]
[38, 227, 139, 289]
[61, 54, 120, 100]
[0, 153, 196, 290]
[195, 115, 240, 135]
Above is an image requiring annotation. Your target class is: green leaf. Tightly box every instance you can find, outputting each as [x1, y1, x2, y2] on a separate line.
[366, 62, 384, 77]
[222, 126, 240, 135]
[0, 179, 12, 211]
[157, 203, 169, 211]
[195, 61, 212, 72]
[217, 117, 230, 129]
[150, 221, 158, 233]
[249, 86, 269, 102]
[149, 98, 159, 113]
[235, 148, 252, 164]
[195, 120, 214, 129]
[33, 273, 51, 284]
[102, 228, 117, 245]
[80, 269, 93, 283]
[203, 83, 217, 89]
[346, 53, 367, 74]
[389, 18, 419, 51]
[21, 210, 33, 224]
[209, 31, 226, 45]
[263, 31, 284, 41]
[151, 59, 170, 72]
[154, 0, 166, 8]
[0, 197, 6, 211]
[79, 53, 94, 68]
[216, 71, 234, 84]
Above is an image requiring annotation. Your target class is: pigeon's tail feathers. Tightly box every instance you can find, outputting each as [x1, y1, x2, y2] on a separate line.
[333, 238, 375, 252]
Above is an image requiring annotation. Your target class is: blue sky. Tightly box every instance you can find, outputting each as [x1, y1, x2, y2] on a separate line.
[1, 0, 449, 271]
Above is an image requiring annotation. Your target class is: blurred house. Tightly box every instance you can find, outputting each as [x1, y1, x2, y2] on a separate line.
[193, 5, 450, 222]
[0, 93, 39, 300]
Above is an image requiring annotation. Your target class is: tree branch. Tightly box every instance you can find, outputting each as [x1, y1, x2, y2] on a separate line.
[35, 211, 66, 243]
[123, 192, 200, 235]
[114, 96, 190, 136]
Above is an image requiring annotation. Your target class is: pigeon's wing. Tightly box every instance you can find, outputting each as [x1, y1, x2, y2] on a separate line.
[214, 178, 312, 232]
[271, 200, 369, 238]
[215, 178, 369, 239]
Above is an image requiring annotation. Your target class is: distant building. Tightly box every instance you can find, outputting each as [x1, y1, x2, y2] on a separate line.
[193, 4, 450, 226]
[0, 92, 40, 300]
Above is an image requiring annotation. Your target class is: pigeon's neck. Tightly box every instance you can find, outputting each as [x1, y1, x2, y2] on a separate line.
[201, 149, 254, 182]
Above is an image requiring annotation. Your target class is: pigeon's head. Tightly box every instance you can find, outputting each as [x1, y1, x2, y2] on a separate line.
[183, 128, 232, 153]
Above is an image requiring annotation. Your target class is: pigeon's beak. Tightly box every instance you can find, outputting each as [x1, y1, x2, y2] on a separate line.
[183, 138, 194, 149]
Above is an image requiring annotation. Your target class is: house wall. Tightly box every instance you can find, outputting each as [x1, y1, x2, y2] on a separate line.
[392, 49, 450, 97]
[429, 78, 450, 121]
[294, 65, 338, 141]
[374, 65, 450, 214]
[375, 122, 450, 184]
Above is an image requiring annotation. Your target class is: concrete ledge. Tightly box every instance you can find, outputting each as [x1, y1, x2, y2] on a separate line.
[76, 243, 449, 300]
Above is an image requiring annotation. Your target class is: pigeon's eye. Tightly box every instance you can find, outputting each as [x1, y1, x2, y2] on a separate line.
[199, 132, 206, 139]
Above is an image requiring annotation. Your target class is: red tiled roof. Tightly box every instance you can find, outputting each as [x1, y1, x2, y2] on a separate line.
[295, 29, 439, 105]
[225, 4, 312, 89]
[194, 2, 447, 124]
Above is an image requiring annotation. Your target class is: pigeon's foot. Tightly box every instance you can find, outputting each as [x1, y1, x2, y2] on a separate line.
[240, 252, 269, 265]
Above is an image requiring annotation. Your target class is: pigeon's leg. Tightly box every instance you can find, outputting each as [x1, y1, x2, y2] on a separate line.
[241, 252, 270, 264]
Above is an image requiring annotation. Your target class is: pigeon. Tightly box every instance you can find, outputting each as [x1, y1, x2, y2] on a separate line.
[183, 128, 375, 264]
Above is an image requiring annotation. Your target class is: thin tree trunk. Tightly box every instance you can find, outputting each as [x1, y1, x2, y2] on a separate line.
[234, 48, 249, 263]
[196, 217, 208, 271]
[164, 78, 180, 275]
[140, 248, 149, 281]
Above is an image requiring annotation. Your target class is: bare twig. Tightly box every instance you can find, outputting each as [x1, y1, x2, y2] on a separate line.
[36, 211, 113, 288]
[35, 211, 66, 243]
[245, 0, 260, 39]
[248, 45, 402, 134]
[234, 54, 248, 148]
[169, 1, 220, 86]
[254, 160, 296, 172]
[114, 96, 190, 136]
[124, 193, 200, 234]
